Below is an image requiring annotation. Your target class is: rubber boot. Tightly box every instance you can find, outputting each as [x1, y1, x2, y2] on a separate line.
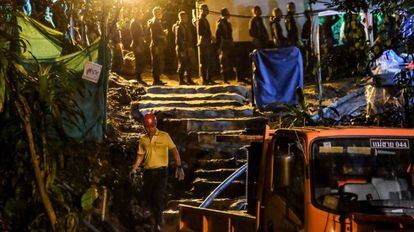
[223, 72, 230, 84]
[201, 70, 209, 85]
[187, 76, 196, 85]
[179, 73, 187, 85]
[136, 74, 147, 86]
[153, 76, 165, 86]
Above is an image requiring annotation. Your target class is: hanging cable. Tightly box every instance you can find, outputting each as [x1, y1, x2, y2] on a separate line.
[194, 6, 339, 19]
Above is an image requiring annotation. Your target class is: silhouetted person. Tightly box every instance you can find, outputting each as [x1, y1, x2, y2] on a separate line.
[301, 10, 311, 48]
[197, 4, 217, 85]
[285, 2, 299, 47]
[322, 16, 336, 50]
[130, 10, 146, 84]
[148, 7, 167, 85]
[249, 6, 269, 49]
[121, 18, 132, 50]
[111, 24, 123, 74]
[270, 7, 286, 48]
[216, 8, 235, 84]
[301, 10, 314, 79]
[173, 11, 196, 85]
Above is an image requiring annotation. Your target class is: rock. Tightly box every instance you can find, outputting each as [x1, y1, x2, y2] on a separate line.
[121, 52, 136, 76]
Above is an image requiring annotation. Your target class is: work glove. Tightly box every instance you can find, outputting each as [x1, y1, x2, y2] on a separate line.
[175, 166, 185, 181]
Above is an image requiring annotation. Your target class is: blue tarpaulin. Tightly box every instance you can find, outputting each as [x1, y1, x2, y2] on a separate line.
[252, 47, 304, 111]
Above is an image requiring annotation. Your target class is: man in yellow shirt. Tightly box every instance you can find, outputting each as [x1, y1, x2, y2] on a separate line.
[130, 113, 184, 231]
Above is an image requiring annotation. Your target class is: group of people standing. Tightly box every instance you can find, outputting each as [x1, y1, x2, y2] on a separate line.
[249, 2, 300, 49]
[125, 2, 302, 86]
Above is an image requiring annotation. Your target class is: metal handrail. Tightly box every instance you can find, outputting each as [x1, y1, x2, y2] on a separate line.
[199, 163, 247, 208]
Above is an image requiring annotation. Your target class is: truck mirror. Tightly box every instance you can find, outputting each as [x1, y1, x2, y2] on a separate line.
[280, 153, 294, 187]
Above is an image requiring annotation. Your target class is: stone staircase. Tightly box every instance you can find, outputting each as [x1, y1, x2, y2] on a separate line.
[130, 84, 265, 231]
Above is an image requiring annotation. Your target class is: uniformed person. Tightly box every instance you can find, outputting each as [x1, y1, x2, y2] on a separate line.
[285, 2, 299, 47]
[148, 7, 167, 85]
[130, 10, 146, 84]
[216, 8, 235, 84]
[111, 24, 123, 74]
[249, 6, 269, 49]
[173, 11, 196, 85]
[130, 113, 184, 232]
[197, 4, 217, 85]
[270, 7, 286, 48]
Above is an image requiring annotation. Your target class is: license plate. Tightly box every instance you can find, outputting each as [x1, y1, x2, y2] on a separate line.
[370, 139, 410, 149]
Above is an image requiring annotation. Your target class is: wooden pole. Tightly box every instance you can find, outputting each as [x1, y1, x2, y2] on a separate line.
[195, 1, 202, 80]
[101, 186, 108, 222]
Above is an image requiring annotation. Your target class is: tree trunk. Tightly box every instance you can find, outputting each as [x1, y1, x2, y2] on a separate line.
[15, 95, 57, 230]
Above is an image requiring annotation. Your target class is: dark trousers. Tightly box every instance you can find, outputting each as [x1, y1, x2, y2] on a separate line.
[199, 44, 213, 82]
[176, 48, 191, 81]
[220, 47, 235, 81]
[150, 45, 165, 82]
[134, 50, 144, 80]
[111, 43, 123, 73]
[143, 167, 168, 226]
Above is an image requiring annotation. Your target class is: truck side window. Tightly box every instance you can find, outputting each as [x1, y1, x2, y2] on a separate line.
[274, 138, 305, 221]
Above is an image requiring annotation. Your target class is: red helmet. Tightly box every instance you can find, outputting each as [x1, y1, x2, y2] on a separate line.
[144, 113, 157, 127]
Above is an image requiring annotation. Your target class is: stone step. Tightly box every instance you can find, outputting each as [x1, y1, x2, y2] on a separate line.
[136, 106, 254, 120]
[135, 99, 245, 109]
[160, 117, 266, 132]
[166, 198, 237, 211]
[162, 209, 180, 232]
[194, 168, 242, 181]
[140, 92, 248, 103]
[146, 85, 251, 97]
[187, 130, 246, 143]
[197, 158, 247, 170]
[191, 178, 246, 198]
[181, 146, 248, 161]
[186, 141, 249, 152]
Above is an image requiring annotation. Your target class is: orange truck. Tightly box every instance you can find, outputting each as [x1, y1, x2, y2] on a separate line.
[179, 127, 414, 231]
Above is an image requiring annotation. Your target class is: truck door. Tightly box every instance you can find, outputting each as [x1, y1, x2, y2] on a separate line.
[263, 133, 305, 232]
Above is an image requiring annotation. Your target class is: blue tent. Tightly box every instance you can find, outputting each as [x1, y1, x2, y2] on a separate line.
[251, 47, 304, 111]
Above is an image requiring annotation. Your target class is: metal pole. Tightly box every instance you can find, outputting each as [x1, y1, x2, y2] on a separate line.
[310, 3, 323, 105]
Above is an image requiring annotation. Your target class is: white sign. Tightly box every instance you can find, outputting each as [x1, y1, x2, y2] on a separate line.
[323, 141, 332, 147]
[82, 61, 102, 83]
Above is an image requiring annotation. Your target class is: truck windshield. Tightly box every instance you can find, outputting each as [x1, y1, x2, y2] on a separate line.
[312, 137, 414, 214]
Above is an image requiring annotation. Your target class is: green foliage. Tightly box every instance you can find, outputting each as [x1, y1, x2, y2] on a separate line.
[393, 68, 414, 127]
[282, 87, 317, 128]
[0, 4, 87, 230]
[315, 0, 411, 78]
[4, 198, 27, 225]
[80, 187, 99, 212]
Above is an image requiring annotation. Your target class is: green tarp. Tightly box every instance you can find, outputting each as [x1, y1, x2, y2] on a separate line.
[18, 14, 63, 60]
[18, 13, 109, 143]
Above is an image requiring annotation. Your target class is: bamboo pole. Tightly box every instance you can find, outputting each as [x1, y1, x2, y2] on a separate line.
[101, 186, 108, 222]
